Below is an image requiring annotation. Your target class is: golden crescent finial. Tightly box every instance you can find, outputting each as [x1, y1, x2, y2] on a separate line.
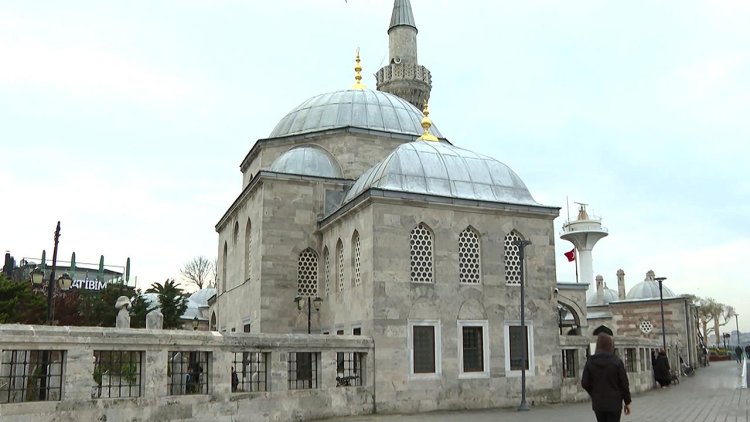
[351, 48, 367, 90]
[418, 101, 438, 142]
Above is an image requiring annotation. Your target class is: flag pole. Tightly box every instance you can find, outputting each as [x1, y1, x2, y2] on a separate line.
[574, 251, 579, 283]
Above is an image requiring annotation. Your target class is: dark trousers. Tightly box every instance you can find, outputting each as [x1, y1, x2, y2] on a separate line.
[594, 410, 622, 422]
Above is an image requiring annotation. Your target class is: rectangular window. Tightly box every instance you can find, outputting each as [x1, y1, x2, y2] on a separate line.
[0, 350, 64, 403]
[462, 326, 483, 372]
[288, 352, 319, 390]
[335, 352, 364, 387]
[167, 351, 210, 395]
[243, 324, 251, 333]
[562, 349, 577, 378]
[509, 326, 530, 371]
[92, 350, 142, 398]
[352, 327, 362, 336]
[639, 348, 646, 372]
[413, 326, 436, 374]
[625, 348, 637, 372]
[231, 352, 268, 392]
[458, 320, 490, 377]
[336, 329, 344, 335]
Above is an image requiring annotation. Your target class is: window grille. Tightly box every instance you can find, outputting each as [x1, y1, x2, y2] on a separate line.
[0, 350, 64, 403]
[459, 227, 481, 284]
[288, 352, 319, 390]
[92, 351, 142, 398]
[504, 232, 522, 285]
[352, 232, 361, 287]
[625, 348, 637, 372]
[323, 247, 330, 296]
[509, 326, 530, 370]
[410, 223, 434, 283]
[562, 349, 577, 378]
[639, 348, 646, 372]
[167, 351, 210, 395]
[413, 326, 436, 373]
[245, 220, 252, 281]
[462, 326, 484, 372]
[640, 320, 653, 334]
[231, 352, 268, 392]
[337, 241, 344, 293]
[336, 352, 363, 386]
[297, 248, 318, 296]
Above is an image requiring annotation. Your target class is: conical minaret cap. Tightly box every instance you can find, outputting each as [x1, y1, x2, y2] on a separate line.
[389, 0, 417, 32]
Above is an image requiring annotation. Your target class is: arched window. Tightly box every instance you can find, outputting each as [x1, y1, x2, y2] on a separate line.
[210, 312, 217, 331]
[222, 241, 228, 292]
[297, 248, 318, 296]
[336, 240, 344, 293]
[459, 227, 481, 284]
[244, 219, 252, 282]
[233, 221, 239, 244]
[323, 247, 330, 296]
[410, 223, 434, 283]
[351, 231, 361, 287]
[504, 231, 524, 285]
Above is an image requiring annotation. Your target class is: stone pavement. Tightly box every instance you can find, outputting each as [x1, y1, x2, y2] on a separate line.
[321, 361, 749, 422]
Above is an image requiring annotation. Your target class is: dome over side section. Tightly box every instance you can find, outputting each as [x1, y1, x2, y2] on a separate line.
[269, 89, 442, 139]
[342, 141, 538, 205]
[270, 145, 344, 178]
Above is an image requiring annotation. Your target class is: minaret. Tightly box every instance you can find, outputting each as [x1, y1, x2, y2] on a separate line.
[560, 203, 608, 297]
[375, 0, 432, 109]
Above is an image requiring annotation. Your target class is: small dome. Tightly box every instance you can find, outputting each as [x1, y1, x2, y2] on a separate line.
[269, 89, 442, 139]
[343, 141, 537, 205]
[626, 270, 675, 300]
[188, 288, 217, 307]
[587, 287, 619, 306]
[270, 145, 343, 178]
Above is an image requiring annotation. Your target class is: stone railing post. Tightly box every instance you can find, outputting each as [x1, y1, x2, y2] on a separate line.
[64, 344, 95, 400]
[212, 346, 232, 395]
[269, 351, 288, 392]
[320, 350, 337, 390]
[144, 349, 168, 398]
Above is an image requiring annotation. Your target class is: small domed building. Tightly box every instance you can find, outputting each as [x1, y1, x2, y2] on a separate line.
[212, 0, 574, 412]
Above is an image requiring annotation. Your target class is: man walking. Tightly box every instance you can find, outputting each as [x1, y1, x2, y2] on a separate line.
[735, 345, 743, 363]
[582, 333, 632, 422]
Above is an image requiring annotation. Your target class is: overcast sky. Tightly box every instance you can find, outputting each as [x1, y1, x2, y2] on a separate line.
[1, 1, 748, 330]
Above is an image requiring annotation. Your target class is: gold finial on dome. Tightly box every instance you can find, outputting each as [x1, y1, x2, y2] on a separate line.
[418, 101, 438, 142]
[351, 48, 367, 90]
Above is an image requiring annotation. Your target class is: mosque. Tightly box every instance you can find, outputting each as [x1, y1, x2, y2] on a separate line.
[207, 0, 698, 412]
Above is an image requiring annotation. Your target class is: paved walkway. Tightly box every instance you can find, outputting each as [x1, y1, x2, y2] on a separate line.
[322, 361, 749, 422]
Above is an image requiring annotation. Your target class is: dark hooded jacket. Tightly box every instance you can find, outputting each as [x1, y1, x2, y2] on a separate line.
[581, 352, 632, 412]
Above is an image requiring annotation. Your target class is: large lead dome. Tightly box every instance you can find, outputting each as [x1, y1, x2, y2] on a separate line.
[343, 141, 538, 205]
[269, 89, 442, 138]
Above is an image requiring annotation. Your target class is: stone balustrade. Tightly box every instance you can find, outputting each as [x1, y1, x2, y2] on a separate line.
[0, 324, 374, 422]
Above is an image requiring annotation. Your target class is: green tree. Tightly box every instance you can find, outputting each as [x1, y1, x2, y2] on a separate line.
[129, 289, 154, 328]
[0, 274, 46, 324]
[146, 279, 187, 329]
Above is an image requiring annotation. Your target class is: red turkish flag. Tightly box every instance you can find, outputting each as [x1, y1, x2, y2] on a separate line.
[564, 248, 576, 262]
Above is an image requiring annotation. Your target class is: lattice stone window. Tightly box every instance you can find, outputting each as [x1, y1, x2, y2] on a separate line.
[410, 223, 434, 283]
[640, 320, 653, 334]
[352, 232, 361, 287]
[297, 248, 318, 296]
[504, 231, 523, 285]
[323, 247, 331, 296]
[337, 241, 344, 293]
[459, 228, 481, 284]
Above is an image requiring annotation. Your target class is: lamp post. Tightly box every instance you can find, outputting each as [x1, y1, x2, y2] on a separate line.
[735, 313, 741, 348]
[655, 276, 667, 353]
[512, 239, 532, 412]
[294, 295, 323, 334]
[193, 316, 199, 331]
[723, 333, 730, 351]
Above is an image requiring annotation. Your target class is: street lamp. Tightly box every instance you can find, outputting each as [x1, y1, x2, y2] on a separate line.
[192, 316, 199, 331]
[512, 239, 532, 412]
[294, 295, 323, 334]
[654, 276, 667, 353]
[735, 313, 741, 348]
[723, 333, 731, 351]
